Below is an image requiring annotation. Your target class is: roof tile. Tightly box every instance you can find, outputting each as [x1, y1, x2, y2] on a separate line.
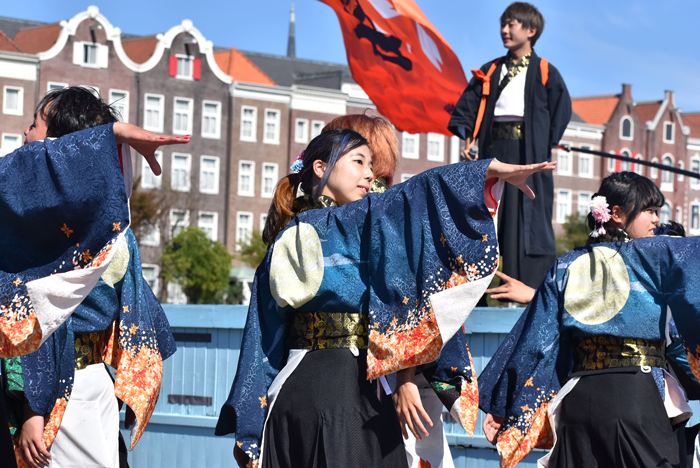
[683, 113, 700, 139]
[122, 37, 158, 64]
[636, 101, 662, 125]
[571, 94, 620, 126]
[0, 29, 24, 53]
[13, 24, 61, 54]
[214, 48, 276, 86]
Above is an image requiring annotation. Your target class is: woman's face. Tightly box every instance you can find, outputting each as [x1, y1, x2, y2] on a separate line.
[612, 205, 660, 239]
[317, 145, 373, 206]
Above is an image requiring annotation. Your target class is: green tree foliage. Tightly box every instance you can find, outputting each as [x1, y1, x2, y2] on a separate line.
[129, 177, 169, 243]
[160, 227, 233, 304]
[237, 230, 268, 268]
[556, 213, 590, 256]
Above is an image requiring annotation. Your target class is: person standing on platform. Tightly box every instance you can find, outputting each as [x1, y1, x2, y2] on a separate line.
[448, 2, 572, 289]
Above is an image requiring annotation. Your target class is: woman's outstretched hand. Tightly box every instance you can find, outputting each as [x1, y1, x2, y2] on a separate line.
[485, 159, 557, 199]
[113, 122, 190, 176]
[486, 271, 536, 304]
[483, 413, 505, 445]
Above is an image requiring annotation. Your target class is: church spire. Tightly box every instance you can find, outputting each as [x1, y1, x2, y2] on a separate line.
[287, 1, 296, 58]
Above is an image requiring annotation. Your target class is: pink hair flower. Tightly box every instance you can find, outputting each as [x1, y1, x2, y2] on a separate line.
[589, 196, 611, 237]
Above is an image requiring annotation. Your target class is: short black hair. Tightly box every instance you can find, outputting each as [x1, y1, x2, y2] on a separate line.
[655, 220, 686, 237]
[500, 2, 545, 47]
[35, 86, 119, 138]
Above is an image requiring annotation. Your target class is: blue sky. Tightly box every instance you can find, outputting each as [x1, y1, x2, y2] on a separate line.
[5, 0, 700, 110]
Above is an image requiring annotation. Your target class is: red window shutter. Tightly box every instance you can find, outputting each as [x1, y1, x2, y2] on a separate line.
[193, 58, 201, 80]
[169, 56, 177, 77]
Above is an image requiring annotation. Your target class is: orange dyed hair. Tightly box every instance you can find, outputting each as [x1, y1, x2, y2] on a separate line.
[323, 114, 398, 187]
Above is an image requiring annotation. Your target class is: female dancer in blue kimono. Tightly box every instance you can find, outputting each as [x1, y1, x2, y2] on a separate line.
[215, 127, 556, 468]
[478, 171, 700, 468]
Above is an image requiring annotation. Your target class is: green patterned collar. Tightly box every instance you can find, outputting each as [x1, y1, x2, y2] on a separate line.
[292, 194, 338, 214]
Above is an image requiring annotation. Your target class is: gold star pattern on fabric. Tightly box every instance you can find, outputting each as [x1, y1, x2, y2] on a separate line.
[13, 278, 21, 287]
[236, 441, 243, 448]
[390, 317, 398, 327]
[525, 377, 533, 387]
[113, 222, 122, 231]
[82, 250, 93, 261]
[451, 367, 458, 372]
[123, 306, 130, 313]
[61, 223, 73, 238]
[456, 255, 464, 265]
[482, 234, 489, 242]
[129, 324, 139, 335]
[259, 396, 267, 408]
[403, 296, 409, 305]
[440, 233, 446, 247]
[521, 404, 530, 413]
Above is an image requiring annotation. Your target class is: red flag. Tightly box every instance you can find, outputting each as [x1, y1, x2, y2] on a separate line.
[319, 0, 467, 135]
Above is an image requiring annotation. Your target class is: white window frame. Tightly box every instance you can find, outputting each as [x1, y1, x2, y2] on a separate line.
[172, 96, 194, 135]
[169, 209, 190, 238]
[663, 121, 675, 144]
[141, 151, 163, 189]
[47, 82, 68, 92]
[660, 201, 673, 224]
[171, 152, 192, 192]
[633, 154, 644, 175]
[426, 133, 445, 162]
[109, 89, 129, 123]
[141, 224, 161, 247]
[236, 211, 254, 251]
[238, 160, 255, 197]
[650, 157, 659, 179]
[607, 151, 616, 173]
[198, 211, 219, 241]
[661, 153, 675, 192]
[294, 118, 309, 144]
[260, 213, 268, 232]
[311, 120, 324, 139]
[691, 201, 700, 234]
[141, 264, 160, 296]
[619, 148, 633, 172]
[557, 142, 573, 176]
[577, 191, 593, 218]
[263, 108, 281, 144]
[175, 54, 194, 80]
[201, 100, 221, 139]
[678, 161, 685, 182]
[556, 189, 572, 224]
[3, 86, 23, 116]
[619, 116, 633, 140]
[0, 133, 22, 157]
[402, 132, 419, 159]
[144, 93, 165, 133]
[578, 145, 594, 178]
[401, 174, 415, 182]
[73, 41, 108, 68]
[675, 206, 682, 223]
[199, 156, 220, 195]
[261, 163, 279, 199]
[691, 155, 700, 190]
[240, 106, 257, 142]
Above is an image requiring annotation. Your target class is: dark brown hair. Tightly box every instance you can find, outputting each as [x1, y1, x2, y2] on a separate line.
[500, 2, 545, 47]
[262, 129, 369, 245]
[323, 114, 398, 186]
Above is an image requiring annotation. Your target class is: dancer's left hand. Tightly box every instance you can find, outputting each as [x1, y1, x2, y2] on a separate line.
[393, 367, 433, 441]
[485, 159, 557, 199]
[113, 122, 190, 176]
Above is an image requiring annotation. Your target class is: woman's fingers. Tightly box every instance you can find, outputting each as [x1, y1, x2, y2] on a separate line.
[411, 408, 429, 437]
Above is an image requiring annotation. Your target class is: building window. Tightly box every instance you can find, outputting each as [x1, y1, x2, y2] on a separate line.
[660, 202, 672, 224]
[650, 157, 659, 179]
[578, 191, 592, 218]
[141, 151, 163, 189]
[171, 153, 191, 192]
[201, 101, 221, 139]
[141, 264, 160, 295]
[678, 161, 685, 182]
[176, 55, 194, 79]
[675, 206, 682, 223]
[664, 122, 675, 143]
[109, 89, 129, 123]
[73, 42, 107, 68]
[238, 161, 255, 196]
[620, 149, 632, 172]
[3, 86, 23, 116]
[401, 174, 415, 182]
[661, 154, 674, 191]
[260, 213, 268, 231]
[634, 155, 644, 175]
[607, 151, 616, 173]
[578, 145, 594, 178]
[199, 156, 219, 194]
[295, 119, 309, 143]
[620, 116, 633, 140]
[84, 43, 98, 65]
[691, 204, 700, 233]
[47, 82, 68, 92]
[141, 224, 161, 247]
[198, 211, 218, 241]
[173, 97, 193, 135]
[556, 190, 572, 224]
[144, 94, 164, 132]
[236, 211, 253, 250]
[169, 209, 190, 238]
[427, 133, 445, 162]
[0, 133, 21, 157]
[691, 157, 700, 189]
[557, 144, 572, 176]
[240, 106, 257, 142]
[263, 109, 280, 144]
[262, 163, 279, 198]
[311, 120, 324, 139]
[402, 132, 419, 159]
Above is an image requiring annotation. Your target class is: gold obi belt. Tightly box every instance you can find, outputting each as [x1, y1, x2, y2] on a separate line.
[74, 331, 107, 370]
[492, 121, 524, 141]
[573, 335, 666, 372]
[291, 312, 369, 350]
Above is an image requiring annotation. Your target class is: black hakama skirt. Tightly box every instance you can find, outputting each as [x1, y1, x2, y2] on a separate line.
[262, 348, 408, 468]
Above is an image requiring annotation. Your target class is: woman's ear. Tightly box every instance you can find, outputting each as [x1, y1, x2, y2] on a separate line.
[312, 160, 327, 180]
[610, 205, 627, 226]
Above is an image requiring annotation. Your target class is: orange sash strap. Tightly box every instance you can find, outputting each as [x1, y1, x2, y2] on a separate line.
[470, 58, 502, 140]
[540, 58, 549, 86]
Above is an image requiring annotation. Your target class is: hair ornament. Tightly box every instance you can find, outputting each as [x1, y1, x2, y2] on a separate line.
[290, 153, 304, 173]
[589, 196, 612, 238]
